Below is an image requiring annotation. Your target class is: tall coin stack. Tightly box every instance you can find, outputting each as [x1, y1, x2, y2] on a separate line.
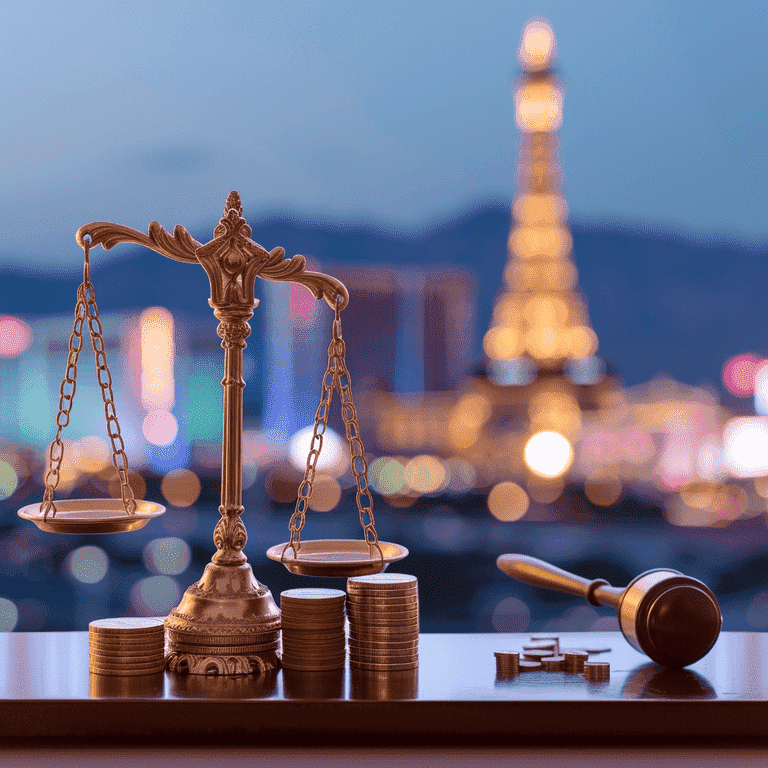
[89, 617, 166, 676]
[280, 588, 346, 671]
[346, 573, 419, 671]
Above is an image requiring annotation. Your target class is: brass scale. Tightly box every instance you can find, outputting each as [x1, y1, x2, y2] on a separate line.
[17, 192, 408, 675]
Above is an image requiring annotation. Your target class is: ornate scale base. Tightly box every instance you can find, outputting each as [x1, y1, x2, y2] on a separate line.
[164, 562, 281, 676]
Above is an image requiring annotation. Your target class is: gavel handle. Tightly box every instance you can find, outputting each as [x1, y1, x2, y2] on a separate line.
[497, 554, 624, 608]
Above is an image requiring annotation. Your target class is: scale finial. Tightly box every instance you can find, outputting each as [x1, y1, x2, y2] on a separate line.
[225, 190, 243, 216]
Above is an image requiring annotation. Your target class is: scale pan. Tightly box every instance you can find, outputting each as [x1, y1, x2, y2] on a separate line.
[17, 498, 166, 534]
[266, 539, 408, 577]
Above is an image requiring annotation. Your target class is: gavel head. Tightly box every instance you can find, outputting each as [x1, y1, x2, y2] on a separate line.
[618, 569, 722, 668]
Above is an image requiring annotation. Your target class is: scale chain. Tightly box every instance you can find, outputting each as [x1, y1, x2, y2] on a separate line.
[283, 300, 382, 563]
[40, 237, 136, 519]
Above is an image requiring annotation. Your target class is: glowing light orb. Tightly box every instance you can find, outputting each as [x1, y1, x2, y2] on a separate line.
[161, 469, 201, 507]
[723, 354, 762, 397]
[288, 426, 345, 477]
[142, 409, 179, 446]
[143, 537, 191, 576]
[723, 417, 768, 477]
[0, 598, 18, 632]
[0, 460, 18, 501]
[130, 575, 181, 615]
[403, 455, 447, 494]
[487, 482, 530, 521]
[524, 431, 573, 478]
[67, 545, 109, 584]
[0, 316, 32, 357]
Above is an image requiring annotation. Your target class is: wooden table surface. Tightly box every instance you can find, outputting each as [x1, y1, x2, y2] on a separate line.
[2, 631, 768, 745]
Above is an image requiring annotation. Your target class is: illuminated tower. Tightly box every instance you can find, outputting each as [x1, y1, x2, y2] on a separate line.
[484, 19, 598, 385]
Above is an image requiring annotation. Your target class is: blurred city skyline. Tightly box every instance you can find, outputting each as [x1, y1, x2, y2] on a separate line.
[1, 0, 766, 275]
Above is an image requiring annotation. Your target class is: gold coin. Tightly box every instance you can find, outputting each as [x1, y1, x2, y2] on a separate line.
[349, 629, 419, 640]
[348, 573, 417, 587]
[541, 655, 565, 672]
[518, 660, 542, 672]
[280, 631, 346, 642]
[349, 649, 418, 663]
[90, 638, 165, 651]
[89, 618, 165, 633]
[346, 592, 419, 602]
[89, 666, 166, 677]
[349, 659, 419, 672]
[346, 608, 419, 620]
[522, 649, 555, 660]
[583, 661, 610, 681]
[281, 588, 346, 600]
[89, 648, 164, 661]
[89, 661, 167, 674]
[281, 659, 346, 672]
[523, 642, 557, 652]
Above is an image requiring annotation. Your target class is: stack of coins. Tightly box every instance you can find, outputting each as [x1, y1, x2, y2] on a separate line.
[346, 573, 419, 672]
[541, 655, 566, 672]
[280, 588, 346, 671]
[88, 617, 166, 676]
[494, 651, 520, 678]
[584, 661, 610, 681]
[564, 651, 589, 673]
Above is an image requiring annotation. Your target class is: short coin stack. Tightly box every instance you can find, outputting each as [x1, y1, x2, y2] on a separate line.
[88, 617, 166, 676]
[280, 588, 346, 671]
[346, 573, 419, 672]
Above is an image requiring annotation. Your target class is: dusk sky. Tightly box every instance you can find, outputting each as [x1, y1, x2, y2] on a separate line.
[1, 0, 766, 274]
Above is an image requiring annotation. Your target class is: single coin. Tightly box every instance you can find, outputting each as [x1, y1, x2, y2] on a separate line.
[89, 648, 165, 661]
[90, 639, 165, 651]
[345, 592, 419, 603]
[281, 588, 346, 600]
[348, 638, 419, 649]
[89, 666, 167, 677]
[347, 616, 419, 628]
[89, 661, 167, 674]
[518, 660, 542, 672]
[349, 659, 419, 672]
[89, 618, 165, 633]
[523, 642, 557, 652]
[348, 627, 419, 643]
[522, 649, 555, 661]
[541, 655, 565, 672]
[349, 652, 418, 665]
[281, 631, 346, 642]
[349, 573, 417, 586]
[582, 647, 611, 654]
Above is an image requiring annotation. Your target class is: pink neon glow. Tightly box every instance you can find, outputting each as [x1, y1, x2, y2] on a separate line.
[0, 316, 32, 357]
[723, 354, 762, 397]
[142, 409, 179, 446]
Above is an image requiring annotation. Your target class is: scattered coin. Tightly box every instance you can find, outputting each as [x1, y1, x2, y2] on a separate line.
[518, 660, 543, 672]
[522, 648, 555, 661]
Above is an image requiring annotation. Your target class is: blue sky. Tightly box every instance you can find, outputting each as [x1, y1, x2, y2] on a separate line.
[1, 0, 766, 274]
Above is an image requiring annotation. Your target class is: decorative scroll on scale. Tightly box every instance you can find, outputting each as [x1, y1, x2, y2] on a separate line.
[75, 192, 349, 676]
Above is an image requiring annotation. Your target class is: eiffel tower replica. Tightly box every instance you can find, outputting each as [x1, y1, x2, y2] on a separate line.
[457, 19, 614, 493]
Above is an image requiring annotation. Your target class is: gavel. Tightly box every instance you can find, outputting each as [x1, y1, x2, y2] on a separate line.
[497, 554, 722, 668]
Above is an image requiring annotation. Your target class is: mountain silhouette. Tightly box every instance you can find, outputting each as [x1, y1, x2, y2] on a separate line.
[2, 202, 766, 391]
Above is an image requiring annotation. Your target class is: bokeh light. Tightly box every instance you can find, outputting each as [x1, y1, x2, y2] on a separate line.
[288, 426, 346, 477]
[487, 482, 530, 521]
[161, 468, 202, 507]
[130, 575, 181, 615]
[70, 435, 111, 473]
[370, 457, 407, 496]
[723, 418, 768, 477]
[584, 478, 622, 507]
[107, 470, 147, 501]
[143, 537, 191, 576]
[308, 473, 342, 512]
[722, 353, 762, 397]
[0, 598, 19, 632]
[491, 597, 530, 632]
[142, 409, 179, 446]
[524, 431, 573, 478]
[519, 18, 555, 71]
[66, 545, 109, 584]
[0, 316, 32, 357]
[444, 458, 477, 494]
[140, 306, 175, 410]
[403, 455, 447, 494]
[0, 460, 19, 501]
